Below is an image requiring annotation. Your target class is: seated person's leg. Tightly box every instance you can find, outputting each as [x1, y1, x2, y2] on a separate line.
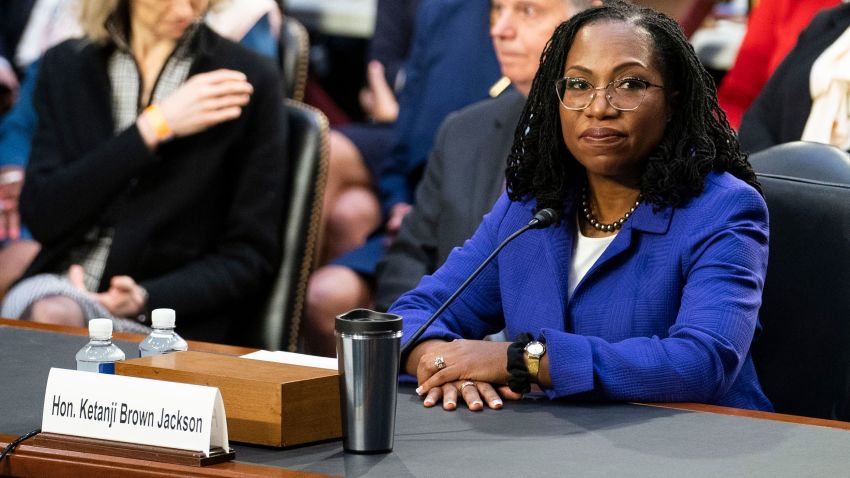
[304, 265, 372, 357]
[25, 295, 85, 327]
[2, 274, 105, 328]
[325, 187, 381, 261]
[324, 131, 370, 220]
[0, 239, 40, 299]
[321, 131, 379, 263]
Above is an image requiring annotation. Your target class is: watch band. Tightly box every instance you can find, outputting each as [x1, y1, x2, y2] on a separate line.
[507, 333, 534, 393]
[526, 353, 540, 381]
[524, 341, 546, 383]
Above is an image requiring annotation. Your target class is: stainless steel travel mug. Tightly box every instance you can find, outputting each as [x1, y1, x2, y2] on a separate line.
[335, 308, 403, 453]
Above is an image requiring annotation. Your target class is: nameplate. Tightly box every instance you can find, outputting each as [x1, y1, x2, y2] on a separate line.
[41, 368, 228, 456]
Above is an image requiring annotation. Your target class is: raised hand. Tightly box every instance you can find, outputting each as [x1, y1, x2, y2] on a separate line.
[137, 69, 253, 149]
[359, 61, 399, 123]
[384, 202, 412, 244]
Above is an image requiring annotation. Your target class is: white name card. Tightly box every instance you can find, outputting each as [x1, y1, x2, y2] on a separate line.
[241, 349, 338, 370]
[41, 368, 228, 456]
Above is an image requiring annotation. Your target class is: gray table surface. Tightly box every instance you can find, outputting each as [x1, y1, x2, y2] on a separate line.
[3, 325, 850, 477]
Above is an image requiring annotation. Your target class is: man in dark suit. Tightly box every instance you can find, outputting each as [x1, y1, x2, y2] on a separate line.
[374, 89, 524, 310]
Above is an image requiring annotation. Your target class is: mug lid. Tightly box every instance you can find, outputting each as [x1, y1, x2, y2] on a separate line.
[335, 308, 403, 334]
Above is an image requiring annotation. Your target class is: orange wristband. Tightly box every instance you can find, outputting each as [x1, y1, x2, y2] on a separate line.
[143, 104, 173, 141]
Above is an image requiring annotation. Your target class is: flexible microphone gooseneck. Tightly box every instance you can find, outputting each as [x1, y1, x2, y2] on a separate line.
[399, 208, 560, 358]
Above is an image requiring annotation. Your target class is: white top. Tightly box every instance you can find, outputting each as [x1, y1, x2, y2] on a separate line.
[801, 19, 850, 149]
[568, 219, 617, 297]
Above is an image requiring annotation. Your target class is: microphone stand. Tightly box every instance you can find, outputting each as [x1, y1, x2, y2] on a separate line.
[399, 208, 559, 358]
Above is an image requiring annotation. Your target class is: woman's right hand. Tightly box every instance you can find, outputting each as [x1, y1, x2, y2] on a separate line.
[137, 69, 253, 149]
[405, 339, 523, 411]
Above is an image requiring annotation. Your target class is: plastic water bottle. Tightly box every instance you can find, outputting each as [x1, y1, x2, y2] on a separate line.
[76, 318, 126, 374]
[139, 308, 188, 357]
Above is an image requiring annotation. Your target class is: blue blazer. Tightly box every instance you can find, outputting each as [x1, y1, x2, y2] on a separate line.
[390, 172, 773, 411]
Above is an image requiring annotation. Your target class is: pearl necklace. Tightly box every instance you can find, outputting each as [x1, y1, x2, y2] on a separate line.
[581, 186, 642, 232]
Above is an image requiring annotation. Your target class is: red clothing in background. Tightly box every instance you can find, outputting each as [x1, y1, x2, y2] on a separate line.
[718, 0, 839, 129]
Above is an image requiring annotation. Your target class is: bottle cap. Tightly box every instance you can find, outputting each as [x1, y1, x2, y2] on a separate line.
[151, 308, 176, 328]
[88, 318, 113, 339]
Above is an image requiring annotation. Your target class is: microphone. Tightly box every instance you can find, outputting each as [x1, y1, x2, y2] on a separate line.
[527, 207, 559, 229]
[399, 208, 560, 357]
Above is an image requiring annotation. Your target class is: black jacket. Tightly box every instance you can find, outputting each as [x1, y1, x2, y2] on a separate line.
[21, 25, 288, 338]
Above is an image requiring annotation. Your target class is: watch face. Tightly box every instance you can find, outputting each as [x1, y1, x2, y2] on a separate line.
[525, 341, 545, 357]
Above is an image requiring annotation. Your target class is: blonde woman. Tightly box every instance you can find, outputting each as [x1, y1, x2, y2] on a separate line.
[1, 0, 288, 341]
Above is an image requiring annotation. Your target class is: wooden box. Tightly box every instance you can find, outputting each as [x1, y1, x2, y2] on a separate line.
[116, 351, 341, 447]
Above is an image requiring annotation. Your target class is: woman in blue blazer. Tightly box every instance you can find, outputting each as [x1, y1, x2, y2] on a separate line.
[391, 2, 772, 412]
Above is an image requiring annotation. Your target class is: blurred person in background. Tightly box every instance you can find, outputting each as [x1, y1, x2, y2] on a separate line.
[0, 0, 288, 343]
[739, 1, 850, 153]
[304, 0, 595, 357]
[0, 1, 36, 116]
[717, 0, 839, 130]
[303, 0, 503, 356]
[0, 0, 282, 301]
[319, 0, 420, 264]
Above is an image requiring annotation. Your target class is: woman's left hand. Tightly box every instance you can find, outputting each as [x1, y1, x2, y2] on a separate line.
[69, 264, 147, 318]
[413, 339, 516, 399]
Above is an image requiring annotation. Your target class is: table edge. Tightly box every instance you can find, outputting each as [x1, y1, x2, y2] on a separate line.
[0, 318, 258, 356]
[639, 402, 850, 430]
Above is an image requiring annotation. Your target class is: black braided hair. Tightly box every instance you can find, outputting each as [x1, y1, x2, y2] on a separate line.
[505, 0, 760, 213]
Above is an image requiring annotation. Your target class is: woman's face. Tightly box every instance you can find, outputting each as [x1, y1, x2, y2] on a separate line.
[558, 20, 672, 184]
[131, 0, 209, 41]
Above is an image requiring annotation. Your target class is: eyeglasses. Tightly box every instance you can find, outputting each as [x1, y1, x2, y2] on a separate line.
[554, 77, 664, 111]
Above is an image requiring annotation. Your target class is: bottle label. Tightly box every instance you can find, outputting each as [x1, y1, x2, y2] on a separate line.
[76, 361, 115, 374]
[98, 362, 115, 374]
[77, 361, 100, 373]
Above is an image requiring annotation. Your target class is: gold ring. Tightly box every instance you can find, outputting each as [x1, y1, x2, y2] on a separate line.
[434, 355, 446, 370]
[460, 381, 476, 391]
